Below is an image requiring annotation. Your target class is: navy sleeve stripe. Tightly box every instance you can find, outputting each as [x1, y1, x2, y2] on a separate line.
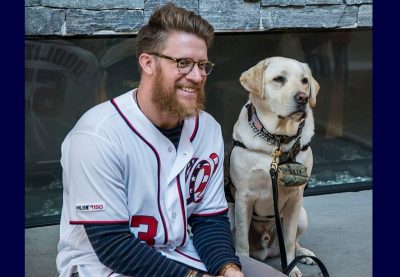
[189, 211, 241, 275]
[84, 224, 190, 276]
[102, 239, 128, 265]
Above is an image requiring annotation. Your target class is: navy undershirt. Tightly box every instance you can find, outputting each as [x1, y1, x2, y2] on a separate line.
[156, 120, 184, 149]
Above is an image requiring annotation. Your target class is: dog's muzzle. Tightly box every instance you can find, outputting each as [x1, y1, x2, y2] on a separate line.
[295, 92, 309, 105]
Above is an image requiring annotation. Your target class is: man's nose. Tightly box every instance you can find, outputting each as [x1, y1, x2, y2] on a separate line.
[186, 64, 204, 82]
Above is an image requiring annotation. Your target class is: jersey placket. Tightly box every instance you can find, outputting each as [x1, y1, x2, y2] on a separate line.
[163, 136, 193, 250]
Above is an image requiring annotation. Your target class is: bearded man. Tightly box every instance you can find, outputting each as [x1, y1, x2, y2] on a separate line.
[57, 3, 285, 277]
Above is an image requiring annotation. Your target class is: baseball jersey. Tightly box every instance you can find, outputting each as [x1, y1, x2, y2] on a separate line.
[57, 89, 228, 276]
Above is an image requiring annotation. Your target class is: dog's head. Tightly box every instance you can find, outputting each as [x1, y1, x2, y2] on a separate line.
[239, 57, 320, 121]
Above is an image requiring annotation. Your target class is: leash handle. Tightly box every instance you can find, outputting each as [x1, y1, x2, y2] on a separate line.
[284, 255, 330, 277]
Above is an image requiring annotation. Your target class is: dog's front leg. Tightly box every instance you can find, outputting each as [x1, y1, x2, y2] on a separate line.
[282, 195, 303, 277]
[234, 194, 254, 255]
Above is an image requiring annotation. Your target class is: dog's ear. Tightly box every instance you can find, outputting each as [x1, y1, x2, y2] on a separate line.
[239, 59, 267, 98]
[309, 76, 320, 108]
[302, 62, 320, 107]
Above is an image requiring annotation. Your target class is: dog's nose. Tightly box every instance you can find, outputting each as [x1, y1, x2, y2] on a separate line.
[295, 92, 309, 105]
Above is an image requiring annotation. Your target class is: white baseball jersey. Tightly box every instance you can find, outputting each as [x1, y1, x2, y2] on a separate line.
[57, 89, 228, 277]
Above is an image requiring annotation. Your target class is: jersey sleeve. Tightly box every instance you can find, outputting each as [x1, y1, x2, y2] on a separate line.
[61, 131, 129, 223]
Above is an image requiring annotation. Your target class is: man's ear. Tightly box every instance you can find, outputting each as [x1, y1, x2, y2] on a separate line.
[239, 59, 268, 98]
[138, 53, 155, 75]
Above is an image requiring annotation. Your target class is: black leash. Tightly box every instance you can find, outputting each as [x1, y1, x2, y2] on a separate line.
[270, 148, 330, 277]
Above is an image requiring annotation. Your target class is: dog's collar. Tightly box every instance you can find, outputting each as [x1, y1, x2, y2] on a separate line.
[233, 137, 310, 164]
[246, 103, 304, 146]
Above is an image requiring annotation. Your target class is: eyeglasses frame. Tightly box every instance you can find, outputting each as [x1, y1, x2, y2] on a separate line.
[148, 52, 215, 76]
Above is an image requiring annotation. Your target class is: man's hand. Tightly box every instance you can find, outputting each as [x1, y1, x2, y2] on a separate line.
[221, 268, 244, 277]
[203, 269, 244, 277]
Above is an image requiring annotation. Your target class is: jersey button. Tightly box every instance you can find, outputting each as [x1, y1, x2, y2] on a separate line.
[168, 146, 173, 152]
[172, 213, 176, 219]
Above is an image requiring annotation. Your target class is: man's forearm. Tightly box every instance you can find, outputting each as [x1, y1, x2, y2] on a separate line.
[84, 223, 190, 276]
[189, 211, 241, 275]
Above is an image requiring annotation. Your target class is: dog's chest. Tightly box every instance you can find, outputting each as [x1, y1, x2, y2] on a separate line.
[253, 188, 294, 217]
[230, 148, 273, 189]
[230, 147, 302, 216]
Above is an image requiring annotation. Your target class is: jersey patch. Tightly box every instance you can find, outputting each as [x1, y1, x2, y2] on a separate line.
[186, 153, 220, 205]
[76, 203, 105, 212]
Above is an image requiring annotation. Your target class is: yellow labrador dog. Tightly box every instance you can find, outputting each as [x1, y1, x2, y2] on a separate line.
[226, 57, 320, 277]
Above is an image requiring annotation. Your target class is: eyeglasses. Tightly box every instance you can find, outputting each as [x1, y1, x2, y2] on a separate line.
[149, 52, 215, 76]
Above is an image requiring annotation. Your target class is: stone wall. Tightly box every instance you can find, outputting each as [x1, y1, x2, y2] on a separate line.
[25, 0, 372, 36]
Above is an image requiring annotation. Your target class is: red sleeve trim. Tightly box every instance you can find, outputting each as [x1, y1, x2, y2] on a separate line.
[190, 207, 229, 217]
[70, 220, 129, 225]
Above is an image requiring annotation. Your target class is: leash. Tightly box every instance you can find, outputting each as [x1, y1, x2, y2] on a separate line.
[270, 146, 330, 277]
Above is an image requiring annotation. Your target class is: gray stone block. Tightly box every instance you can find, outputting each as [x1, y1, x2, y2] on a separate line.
[25, 0, 371, 35]
[261, 5, 358, 29]
[338, 5, 358, 27]
[305, 0, 342, 4]
[25, 0, 40, 6]
[200, 0, 260, 30]
[358, 4, 372, 27]
[261, 0, 306, 6]
[345, 0, 372, 4]
[144, 0, 199, 23]
[25, 7, 65, 35]
[40, 0, 144, 9]
[66, 9, 143, 35]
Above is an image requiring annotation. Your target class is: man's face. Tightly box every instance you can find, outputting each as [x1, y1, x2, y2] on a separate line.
[151, 32, 208, 119]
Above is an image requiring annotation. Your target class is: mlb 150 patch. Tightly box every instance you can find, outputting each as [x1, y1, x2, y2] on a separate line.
[76, 203, 105, 212]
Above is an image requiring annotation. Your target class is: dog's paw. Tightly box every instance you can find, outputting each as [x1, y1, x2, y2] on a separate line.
[288, 266, 302, 277]
[296, 246, 316, 265]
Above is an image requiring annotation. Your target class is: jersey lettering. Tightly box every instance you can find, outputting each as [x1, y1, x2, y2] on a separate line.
[185, 157, 198, 181]
[130, 215, 158, 246]
[186, 153, 220, 205]
[209, 152, 220, 174]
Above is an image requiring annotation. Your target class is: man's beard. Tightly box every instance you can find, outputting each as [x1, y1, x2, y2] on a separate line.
[152, 67, 205, 120]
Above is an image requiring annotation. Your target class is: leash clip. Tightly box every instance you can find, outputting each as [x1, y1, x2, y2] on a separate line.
[270, 146, 282, 170]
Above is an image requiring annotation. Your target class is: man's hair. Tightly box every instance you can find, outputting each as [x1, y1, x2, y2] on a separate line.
[136, 3, 214, 59]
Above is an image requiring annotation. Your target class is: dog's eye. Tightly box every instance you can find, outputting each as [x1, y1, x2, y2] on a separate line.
[302, 77, 309, 85]
[273, 76, 285, 83]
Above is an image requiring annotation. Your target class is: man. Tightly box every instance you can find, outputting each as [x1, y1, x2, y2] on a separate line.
[57, 3, 283, 277]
